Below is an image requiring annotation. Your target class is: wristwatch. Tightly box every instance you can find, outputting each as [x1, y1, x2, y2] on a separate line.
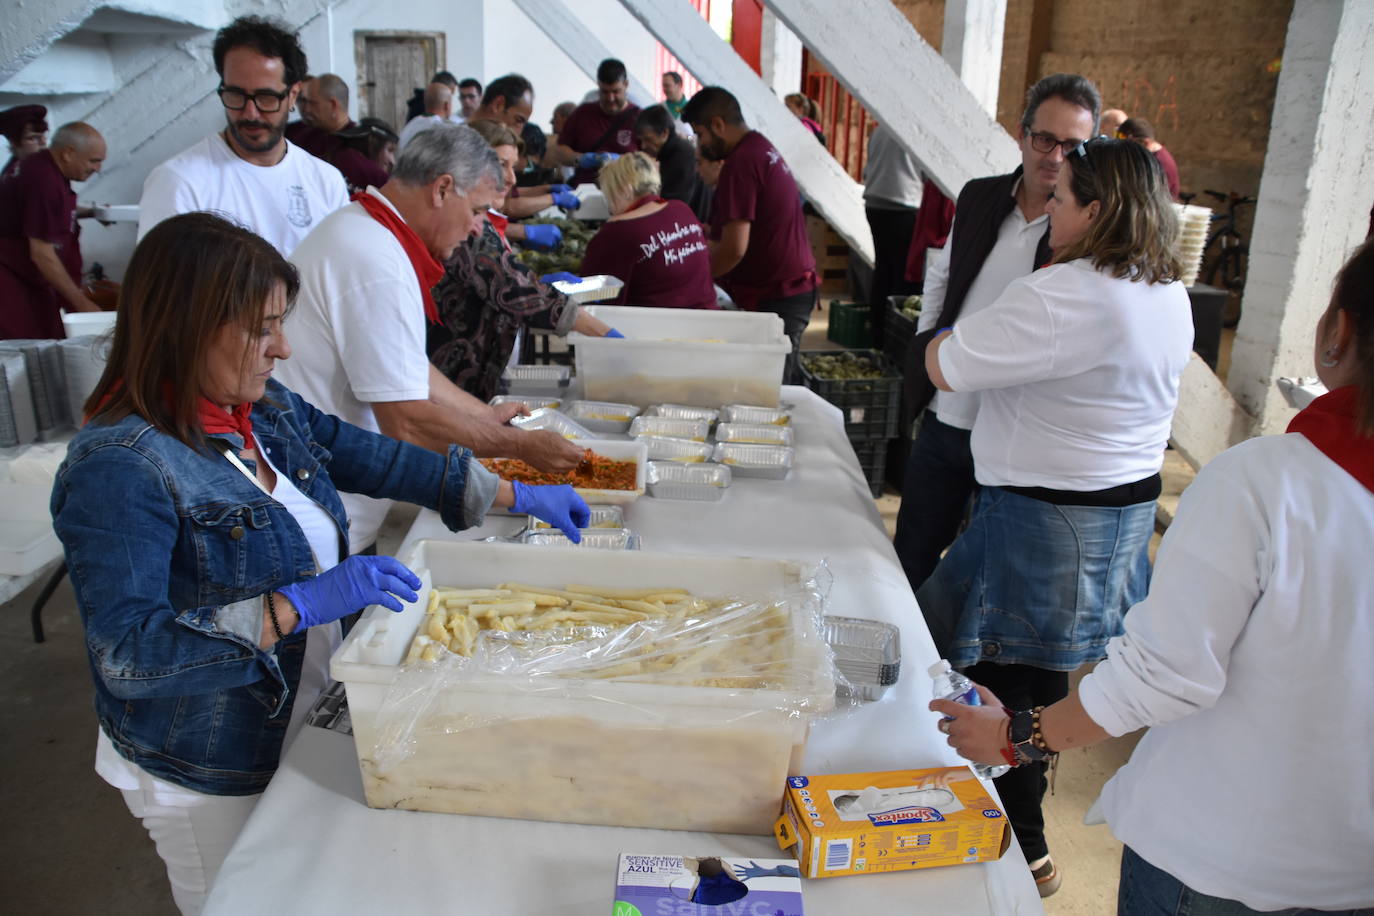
[1004, 706, 1055, 766]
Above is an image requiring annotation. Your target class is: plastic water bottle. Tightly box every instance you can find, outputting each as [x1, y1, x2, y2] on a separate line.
[928, 659, 1011, 779]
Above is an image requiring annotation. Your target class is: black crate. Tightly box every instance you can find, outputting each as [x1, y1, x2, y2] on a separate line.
[798, 350, 902, 440]
[851, 437, 891, 499]
[884, 296, 920, 367]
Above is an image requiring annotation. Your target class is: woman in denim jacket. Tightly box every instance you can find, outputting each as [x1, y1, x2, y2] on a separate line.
[51, 213, 588, 915]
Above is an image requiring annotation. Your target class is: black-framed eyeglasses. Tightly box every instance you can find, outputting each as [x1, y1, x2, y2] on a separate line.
[1026, 130, 1087, 155]
[217, 85, 290, 113]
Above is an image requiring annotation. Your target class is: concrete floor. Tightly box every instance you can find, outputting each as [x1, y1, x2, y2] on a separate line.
[0, 300, 1200, 914]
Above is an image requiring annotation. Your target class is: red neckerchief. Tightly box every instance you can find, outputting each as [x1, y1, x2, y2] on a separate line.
[352, 191, 444, 323]
[87, 381, 255, 444]
[486, 208, 511, 250]
[624, 194, 666, 212]
[1287, 385, 1374, 493]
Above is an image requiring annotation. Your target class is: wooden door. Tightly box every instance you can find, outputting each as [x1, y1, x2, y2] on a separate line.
[355, 31, 446, 134]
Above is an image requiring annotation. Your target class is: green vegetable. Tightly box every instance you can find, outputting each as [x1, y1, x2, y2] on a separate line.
[899, 295, 922, 319]
[801, 351, 890, 381]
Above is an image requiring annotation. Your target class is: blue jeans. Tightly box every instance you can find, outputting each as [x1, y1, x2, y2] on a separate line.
[893, 411, 977, 594]
[917, 486, 1154, 671]
[1118, 846, 1374, 916]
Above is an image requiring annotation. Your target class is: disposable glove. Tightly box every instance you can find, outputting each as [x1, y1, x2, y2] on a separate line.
[521, 223, 562, 250]
[279, 555, 422, 632]
[552, 190, 581, 210]
[510, 481, 590, 542]
[540, 271, 581, 285]
[576, 151, 620, 169]
[605, 328, 625, 338]
[550, 184, 572, 194]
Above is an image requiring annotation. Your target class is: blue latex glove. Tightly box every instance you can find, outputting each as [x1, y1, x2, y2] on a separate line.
[550, 183, 572, 194]
[521, 223, 562, 250]
[605, 328, 625, 338]
[278, 555, 422, 632]
[540, 271, 581, 285]
[510, 481, 590, 542]
[576, 151, 620, 169]
[552, 190, 581, 210]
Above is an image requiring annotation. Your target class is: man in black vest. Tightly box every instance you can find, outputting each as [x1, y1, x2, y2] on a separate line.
[892, 73, 1099, 896]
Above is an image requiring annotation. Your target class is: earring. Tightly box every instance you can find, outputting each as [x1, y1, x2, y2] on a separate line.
[1320, 348, 1340, 368]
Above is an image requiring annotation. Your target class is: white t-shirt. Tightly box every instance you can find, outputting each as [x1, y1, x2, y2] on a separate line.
[95, 438, 344, 805]
[916, 194, 1048, 430]
[1079, 432, 1374, 911]
[938, 258, 1192, 490]
[398, 114, 448, 151]
[137, 132, 349, 256]
[274, 188, 431, 552]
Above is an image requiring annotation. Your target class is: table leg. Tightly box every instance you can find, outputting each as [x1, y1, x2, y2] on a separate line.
[30, 562, 68, 643]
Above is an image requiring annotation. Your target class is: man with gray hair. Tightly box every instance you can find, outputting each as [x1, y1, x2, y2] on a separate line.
[397, 82, 454, 152]
[277, 125, 585, 554]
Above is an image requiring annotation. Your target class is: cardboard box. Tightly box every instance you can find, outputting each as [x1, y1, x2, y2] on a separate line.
[614, 853, 804, 915]
[773, 767, 1011, 878]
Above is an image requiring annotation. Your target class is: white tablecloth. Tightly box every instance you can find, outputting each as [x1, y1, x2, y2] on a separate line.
[204, 387, 1043, 915]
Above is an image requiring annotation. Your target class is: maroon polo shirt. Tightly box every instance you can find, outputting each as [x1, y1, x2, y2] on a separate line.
[0, 149, 79, 339]
[709, 131, 816, 310]
[560, 101, 641, 187]
[1153, 145, 1180, 201]
[578, 200, 718, 309]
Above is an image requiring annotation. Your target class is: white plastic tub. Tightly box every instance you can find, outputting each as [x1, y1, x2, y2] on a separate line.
[568, 306, 790, 409]
[61, 311, 117, 338]
[0, 484, 63, 576]
[330, 539, 834, 834]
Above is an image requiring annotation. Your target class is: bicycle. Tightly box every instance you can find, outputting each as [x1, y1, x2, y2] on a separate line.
[1199, 189, 1256, 327]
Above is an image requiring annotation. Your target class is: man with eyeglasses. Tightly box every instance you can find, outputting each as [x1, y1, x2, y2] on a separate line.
[137, 15, 348, 256]
[892, 72, 1099, 898]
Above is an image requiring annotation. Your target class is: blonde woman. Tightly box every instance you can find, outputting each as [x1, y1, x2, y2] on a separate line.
[919, 138, 1193, 894]
[578, 151, 717, 309]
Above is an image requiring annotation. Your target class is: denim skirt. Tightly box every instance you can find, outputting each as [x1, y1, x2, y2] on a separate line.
[916, 485, 1154, 671]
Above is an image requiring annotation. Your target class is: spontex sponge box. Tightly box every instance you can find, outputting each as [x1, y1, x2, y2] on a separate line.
[773, 767, 1010, 878]
[614, 853, 803, 916]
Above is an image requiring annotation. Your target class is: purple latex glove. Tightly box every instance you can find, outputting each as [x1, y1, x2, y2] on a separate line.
[521, 223, 562, 250]
[510, 482, 590, 542]
[552, 190, 581, 210]
[540, 271, 581, 285]
[278, 555, 422, 632]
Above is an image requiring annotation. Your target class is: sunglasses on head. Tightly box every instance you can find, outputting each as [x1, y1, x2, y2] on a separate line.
[1069, 135, 1112, 166]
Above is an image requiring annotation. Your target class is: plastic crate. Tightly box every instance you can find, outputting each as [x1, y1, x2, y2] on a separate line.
[850, 438, 890, 499]
[798, 350, 901, 440]
[826, 302, 872, 349]
[884, 297, 920, 367]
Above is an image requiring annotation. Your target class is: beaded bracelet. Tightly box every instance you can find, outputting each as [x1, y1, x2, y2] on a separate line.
[266, 591, 286, 641]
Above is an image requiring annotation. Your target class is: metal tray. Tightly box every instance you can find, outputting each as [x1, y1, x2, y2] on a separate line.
[528, 504, 625, 530]
[564, 399, 641, 435]
[721, 404, 791, 426]
[629, 415, 710, 442]
[714, 422, 795, 447]
[645, 403, 721, 426]
[551, 273, 624, 303]
[645, 461, 731, 500]
[640, 436, 713, 463]
[710, 442, 794, 479]
[521, 527, 641, 549]
[509, 407, 595, 440]
[501, 364, 571, 397]
[490, 394, 562, 412]
[822, 615, 901, 701]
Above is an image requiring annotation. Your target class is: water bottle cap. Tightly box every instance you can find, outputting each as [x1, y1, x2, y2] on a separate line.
[926, 659, 952, 678]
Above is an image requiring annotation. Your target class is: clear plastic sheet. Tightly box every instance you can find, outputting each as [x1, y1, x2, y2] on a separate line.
[370, 565, 837, 777]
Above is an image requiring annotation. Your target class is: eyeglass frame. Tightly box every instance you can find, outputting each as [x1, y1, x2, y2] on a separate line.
[1024, 129, 1090, 156]
[217, 85, 292, 113]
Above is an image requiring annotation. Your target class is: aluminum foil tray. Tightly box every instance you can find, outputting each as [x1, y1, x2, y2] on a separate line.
[521, 528, 641, 549]
[646, 461, 731, 500]
[490, 394, 562, 411]
[552, 274, 624, 303]
[529, 504, 625, 530]
[509, 407, 594, 440]
[564, 399, 641, 435]
[629, 415, 710, 442]
[641, 436, 713, 463]
[710, 442, 794, 479]
[715, 422, 795, 447]
[645, 403, 721, 426]
[822, 615, 901, 701]
[722, 404, 791, 426]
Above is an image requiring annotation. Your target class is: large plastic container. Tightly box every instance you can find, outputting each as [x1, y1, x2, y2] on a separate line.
[330, 539, 834, 835]
[568, 306, 790, 409]
[0, 484, 63, 576]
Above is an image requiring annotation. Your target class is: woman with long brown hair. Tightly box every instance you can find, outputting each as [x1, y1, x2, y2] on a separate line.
[919, 137, 1194, 894]
[934, 238, 1374, 914]
[52, 212, 586, 914]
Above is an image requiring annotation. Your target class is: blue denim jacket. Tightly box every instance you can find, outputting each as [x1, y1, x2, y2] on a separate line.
[51, 380, 495, 795]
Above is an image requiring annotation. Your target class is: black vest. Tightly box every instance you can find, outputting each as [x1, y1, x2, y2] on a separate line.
[902, 166, 1053, 424]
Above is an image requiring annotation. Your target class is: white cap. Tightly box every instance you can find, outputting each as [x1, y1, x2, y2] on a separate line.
[927, 659, 952, 678]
